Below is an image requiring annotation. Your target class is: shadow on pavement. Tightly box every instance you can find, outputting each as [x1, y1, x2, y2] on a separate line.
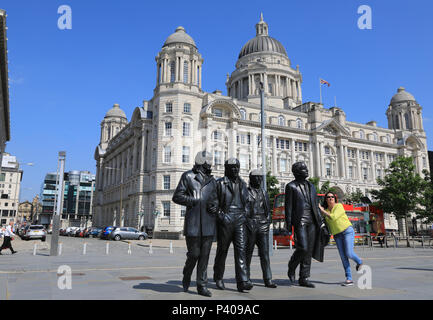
[133, 281, 184, 293]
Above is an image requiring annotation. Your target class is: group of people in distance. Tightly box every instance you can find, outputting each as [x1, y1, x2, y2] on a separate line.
[173, 151, 363, 297]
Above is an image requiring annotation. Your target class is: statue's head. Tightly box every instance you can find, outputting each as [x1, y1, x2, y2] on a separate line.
[194, 151, 213, 175]
[224, 158, 240, 180]
[249, 169, 264, 189]
[292, 162, 309, 180]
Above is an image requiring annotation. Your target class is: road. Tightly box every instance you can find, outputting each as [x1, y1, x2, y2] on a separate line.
[0, 235, 432, 300]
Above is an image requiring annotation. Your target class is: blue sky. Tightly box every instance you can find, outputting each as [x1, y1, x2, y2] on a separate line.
[2, 0, 433, 201]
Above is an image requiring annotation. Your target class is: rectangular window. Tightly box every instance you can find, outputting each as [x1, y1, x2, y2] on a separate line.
[163, 146, 172, 163]
[280, 158, 287, 172]
[349, 166, 353, 179]
[239, 154, 249, 170]
[163, 175, 170, 190]
[213, 108, 223, 117]
[182, 146, 190, 163]
[165, 122, 172, 136]
[162, 201, 171, 217]
[183, 122, 190, 136]
[165, 103, 173, 113]
[213, 131, 222, 141]
[363, 168, 368, 180]
[376, 169, 382, 179]
[183, 103, 191, 113]
[325, 163, 331, 177]
[214, 151, 222, 165]
[324, 146, 330, 155]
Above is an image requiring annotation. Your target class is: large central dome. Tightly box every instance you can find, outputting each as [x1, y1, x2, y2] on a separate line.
[238, 14, 288, 59]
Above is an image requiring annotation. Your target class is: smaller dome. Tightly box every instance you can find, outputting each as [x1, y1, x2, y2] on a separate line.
[163, 26, 196, 48]
[105, 104, 127, 119]
[390, 87, 416, 104]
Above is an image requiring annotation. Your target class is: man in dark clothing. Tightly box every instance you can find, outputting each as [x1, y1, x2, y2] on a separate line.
[211, 158, 253, 293]
[245, 169, 277, 288]
[285, 162, 324, 288]
[172, 151, 218, 297]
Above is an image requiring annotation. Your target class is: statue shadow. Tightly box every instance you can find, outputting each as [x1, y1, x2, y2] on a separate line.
[133, 281, 184, 293]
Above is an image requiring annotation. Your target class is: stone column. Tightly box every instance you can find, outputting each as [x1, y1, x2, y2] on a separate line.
[263, 74, 268, 95]
[356, 149, 361, 181]
[228, 122, 237, 158]
[371, 151, 376, 182]
[319, 142, 325, 178]
[272, 136, 277, 175]
[298, 81, 302, 102]
[343, 145, 348, 179]
[291, 139, 296, 170]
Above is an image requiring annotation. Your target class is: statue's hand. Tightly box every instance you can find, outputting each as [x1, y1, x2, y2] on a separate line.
[207, 203, 218, 214]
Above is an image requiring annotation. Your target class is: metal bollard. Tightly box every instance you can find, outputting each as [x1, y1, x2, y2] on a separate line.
[33, 243, 37, 256]
[83, 242, 87, 255]
[149, 242, 153, 255]
[422, 236, 425, 249]
[105, 242, 109, 255]
[274, 240, 278, 251]
[59, 242, 62, 256]
[169, 241, 174, 254]
[128, 242, 132, 255]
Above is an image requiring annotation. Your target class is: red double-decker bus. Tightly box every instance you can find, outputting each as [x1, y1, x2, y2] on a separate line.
[272, 193, 370, 246]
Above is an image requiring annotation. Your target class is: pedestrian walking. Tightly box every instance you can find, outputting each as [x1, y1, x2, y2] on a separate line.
[0, 221, 18, 255]
[318, 192, 362, 286]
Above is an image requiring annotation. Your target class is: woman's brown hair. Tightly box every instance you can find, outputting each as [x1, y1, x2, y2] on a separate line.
[323, 191, 338, 209]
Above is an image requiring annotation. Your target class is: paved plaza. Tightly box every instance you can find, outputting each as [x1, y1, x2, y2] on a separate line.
[0, 236, 432, 300]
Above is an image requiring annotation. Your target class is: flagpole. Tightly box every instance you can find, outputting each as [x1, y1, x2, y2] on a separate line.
[319, 78, 322, 104]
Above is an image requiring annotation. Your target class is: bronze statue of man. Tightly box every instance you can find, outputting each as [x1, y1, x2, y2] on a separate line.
[245, 169, 277, 288]
[172, 151, 218, 297]
[211, 158, 253, 293]
[285, 162, 325, 288]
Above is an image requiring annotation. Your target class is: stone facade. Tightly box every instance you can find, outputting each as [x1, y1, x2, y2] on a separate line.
[93, 16, 428, 238]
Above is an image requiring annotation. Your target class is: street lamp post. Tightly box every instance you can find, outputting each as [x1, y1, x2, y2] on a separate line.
[50, 151, 66, 256]
[12, 161, 33, 225]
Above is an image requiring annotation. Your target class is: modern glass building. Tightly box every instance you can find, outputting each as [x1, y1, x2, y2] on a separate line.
[40, 170, 95, 227]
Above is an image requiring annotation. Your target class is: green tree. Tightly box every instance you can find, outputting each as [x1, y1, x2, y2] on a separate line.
[344, 190, 364, 204]
[415, 169, 433, 225]
[370, 156, 424, 247]
[266, 171, 280, 209]
[308, 177, 320, 191]
[319, 180, 338, 195]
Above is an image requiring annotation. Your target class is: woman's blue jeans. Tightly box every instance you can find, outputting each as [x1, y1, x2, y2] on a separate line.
[334, 226, 363, 281]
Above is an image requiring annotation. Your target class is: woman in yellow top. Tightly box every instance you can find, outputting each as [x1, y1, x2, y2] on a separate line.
[318, 192, 363, 286]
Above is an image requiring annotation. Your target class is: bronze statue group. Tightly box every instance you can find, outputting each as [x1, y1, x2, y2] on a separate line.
[173, 151, 329, 297]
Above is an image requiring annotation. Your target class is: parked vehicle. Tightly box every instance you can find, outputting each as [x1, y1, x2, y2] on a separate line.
[110, 227, 148, 241]
[89, 227, 102, 238]
[22, 225, 46, 241]
[65, 227, 80, 236]
[100, 226, 117, 239]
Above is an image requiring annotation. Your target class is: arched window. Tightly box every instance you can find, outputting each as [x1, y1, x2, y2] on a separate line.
[386, 134, 391, 143]
[170, 61, 175, 83]
[183, 61, 188, 83]
[359, 130, 365, 139]
[296, 118, 302, 129]
[240, 109, 247, 120]
[373, 132, 378, 141]
[278, 115, 285, 126]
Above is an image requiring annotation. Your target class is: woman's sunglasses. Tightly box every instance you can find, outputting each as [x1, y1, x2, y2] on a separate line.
[326, 196, 335, 199]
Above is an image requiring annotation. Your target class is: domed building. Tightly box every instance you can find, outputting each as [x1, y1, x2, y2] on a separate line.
[94, 15, 428, 238]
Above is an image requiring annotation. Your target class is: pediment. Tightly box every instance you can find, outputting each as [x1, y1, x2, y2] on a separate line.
[314, 119, 351, 137]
